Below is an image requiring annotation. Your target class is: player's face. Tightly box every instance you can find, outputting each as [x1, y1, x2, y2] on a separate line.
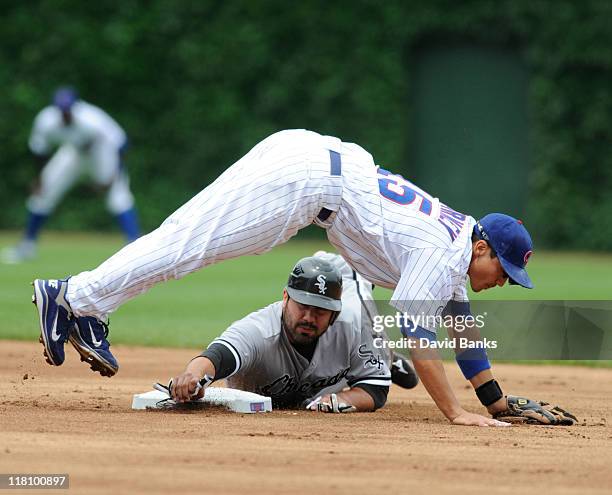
[281, 291, 334, 345]
[468, 241, 509, 292]
[61, 110, 73, 126]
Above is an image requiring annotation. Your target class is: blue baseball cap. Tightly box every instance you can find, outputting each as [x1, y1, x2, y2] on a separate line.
[474, 213, 534, 289]
[52, 86, 79, 111]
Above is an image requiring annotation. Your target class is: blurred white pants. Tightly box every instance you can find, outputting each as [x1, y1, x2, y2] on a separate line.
[27, 143, 135, 216]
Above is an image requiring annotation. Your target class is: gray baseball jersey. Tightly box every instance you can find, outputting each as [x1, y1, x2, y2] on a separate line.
[314, 251, 394, 365]
[66, 129, 474, 333]
[208, 299, 391, 408]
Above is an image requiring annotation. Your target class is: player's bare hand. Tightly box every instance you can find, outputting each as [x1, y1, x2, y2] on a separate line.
[451, 410, 511, 427]
[171, 372, 205, 403]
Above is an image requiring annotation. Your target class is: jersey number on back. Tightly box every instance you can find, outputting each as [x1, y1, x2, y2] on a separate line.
[377, 168, 432, 215]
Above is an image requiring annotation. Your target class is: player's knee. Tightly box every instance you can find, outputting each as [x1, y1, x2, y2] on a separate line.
[106, 191, 134, 214]
[94, 167, 119, 190]
[26, 194, 55, 215]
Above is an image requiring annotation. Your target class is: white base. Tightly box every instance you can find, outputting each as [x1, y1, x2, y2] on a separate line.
[132, 387, 272, 413]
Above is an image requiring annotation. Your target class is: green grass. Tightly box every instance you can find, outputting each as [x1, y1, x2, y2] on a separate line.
[470, 250, 612, 300]
[2, 231, 612, 358]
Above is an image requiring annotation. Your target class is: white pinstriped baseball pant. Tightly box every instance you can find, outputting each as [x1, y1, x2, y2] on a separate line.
[66, 130, 346, 319]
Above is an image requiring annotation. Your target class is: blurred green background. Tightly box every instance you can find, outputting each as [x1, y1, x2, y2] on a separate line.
[1, 0, 612, 248]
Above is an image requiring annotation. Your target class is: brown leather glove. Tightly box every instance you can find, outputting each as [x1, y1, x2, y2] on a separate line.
[493, 395, 577, 425]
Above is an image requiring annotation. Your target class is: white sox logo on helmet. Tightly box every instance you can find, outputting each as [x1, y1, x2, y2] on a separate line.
[315, 274, 327, 294]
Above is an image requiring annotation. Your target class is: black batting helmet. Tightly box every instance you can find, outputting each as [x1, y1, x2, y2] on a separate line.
[286, 256, 342, 312]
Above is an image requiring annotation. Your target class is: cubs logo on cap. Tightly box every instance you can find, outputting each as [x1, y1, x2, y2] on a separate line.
[475, 213, 534, 289]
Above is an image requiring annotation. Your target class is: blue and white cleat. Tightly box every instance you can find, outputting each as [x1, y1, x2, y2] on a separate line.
[69, 316, 119, 377]
[32, 279, 74, 366]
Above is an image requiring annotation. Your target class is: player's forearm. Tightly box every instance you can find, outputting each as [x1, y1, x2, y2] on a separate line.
[338, 387, 376, 412]
[447, 322, 506, 414]
[468, 369, 508, 414]
[412, 357, 463, 420]
[184, 356, 216, 379]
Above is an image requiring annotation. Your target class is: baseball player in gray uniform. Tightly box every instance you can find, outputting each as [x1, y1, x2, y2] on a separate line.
[169, 256, 392, 412]
[2, 87, 140, 264]
[32, 129, 575, 426]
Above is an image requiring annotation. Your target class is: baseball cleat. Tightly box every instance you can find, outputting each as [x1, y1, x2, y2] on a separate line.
[68, 316, 118, 377]
[32, 279, 74, 366]
[391, 353, 419, 389]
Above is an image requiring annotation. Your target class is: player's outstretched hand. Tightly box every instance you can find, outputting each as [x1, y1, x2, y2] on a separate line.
[305, 393, 357, 413]
[451, 410, 511, 427]
[493, 395, 577, 425]
[170, 372, 207, 403]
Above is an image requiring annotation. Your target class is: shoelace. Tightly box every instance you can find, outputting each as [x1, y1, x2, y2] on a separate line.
[101, 320, 110, 339]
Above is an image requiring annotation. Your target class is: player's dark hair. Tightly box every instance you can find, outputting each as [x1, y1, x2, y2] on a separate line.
[471, 232, 498, 259]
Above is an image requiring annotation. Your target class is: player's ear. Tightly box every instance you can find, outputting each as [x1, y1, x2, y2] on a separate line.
[473, 239, 489, 257]
[282, 289, 289, 305]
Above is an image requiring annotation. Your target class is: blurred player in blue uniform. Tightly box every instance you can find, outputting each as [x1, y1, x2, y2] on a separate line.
[2, 87, 140, 263]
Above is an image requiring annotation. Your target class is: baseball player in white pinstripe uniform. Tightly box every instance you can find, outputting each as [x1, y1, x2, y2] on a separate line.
[2, 87, 140, 264]
[167, 255, 392, 412]
[35, 128, 577, 426]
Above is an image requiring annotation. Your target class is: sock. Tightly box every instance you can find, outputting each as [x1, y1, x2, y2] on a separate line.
[116, 207, 140, 242]
[25, 212, 48, 241]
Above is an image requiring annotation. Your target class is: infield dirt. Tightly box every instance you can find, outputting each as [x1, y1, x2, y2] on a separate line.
[1, 340, 610, 495]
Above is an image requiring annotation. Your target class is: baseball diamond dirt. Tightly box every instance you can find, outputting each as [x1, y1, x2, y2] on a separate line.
[1, 341, 610, 495]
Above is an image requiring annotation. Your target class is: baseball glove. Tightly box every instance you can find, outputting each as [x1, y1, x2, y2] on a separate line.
[493, 395, 577, 425]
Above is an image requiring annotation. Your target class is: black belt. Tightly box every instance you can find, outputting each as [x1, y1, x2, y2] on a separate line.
[316, 150, 342, 222]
